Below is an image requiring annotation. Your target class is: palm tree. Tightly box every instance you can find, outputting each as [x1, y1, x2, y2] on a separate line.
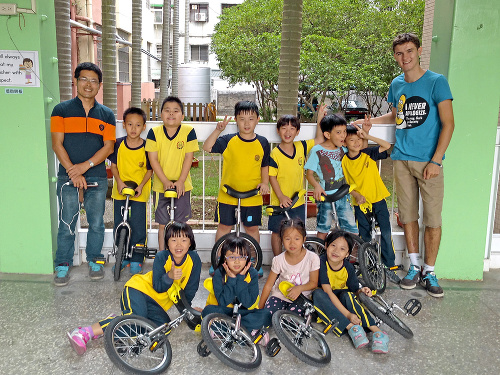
[160, 0, 171, 100]
[131, 0, 142, 107]
[172, 0, 179, 96]
[102, 0, 117, 115]
[276, 0, 303, 118]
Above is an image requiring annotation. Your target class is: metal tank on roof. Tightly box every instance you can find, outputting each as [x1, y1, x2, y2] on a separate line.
[178, 64, 211, 104]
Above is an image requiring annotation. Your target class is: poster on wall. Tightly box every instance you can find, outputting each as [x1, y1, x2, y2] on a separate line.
[0, 50, 40, 88]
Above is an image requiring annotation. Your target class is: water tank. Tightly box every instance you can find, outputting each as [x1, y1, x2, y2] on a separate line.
[178, 64, 211, 104]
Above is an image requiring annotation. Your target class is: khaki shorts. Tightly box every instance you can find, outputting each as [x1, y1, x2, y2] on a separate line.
[394, 160, 444, 228]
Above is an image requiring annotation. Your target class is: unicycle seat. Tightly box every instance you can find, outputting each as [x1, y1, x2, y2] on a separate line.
[266, 190, 305, 215]
[121, 181, 138, 196]
[222, 184, 260, 200]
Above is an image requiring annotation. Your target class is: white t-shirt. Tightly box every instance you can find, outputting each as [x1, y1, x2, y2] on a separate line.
[269, 250, 320, 300]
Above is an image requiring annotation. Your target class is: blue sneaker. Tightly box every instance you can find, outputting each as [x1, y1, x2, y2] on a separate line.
[348, 325, 368, 349]
[257, 267, 264, 278]
[112, 260, 130, 273]
[54, 263, 70, 287]
[420, 271, 444, 298]
[89, 261, 104, 280]
[209, 265, 215, 276]
[372, 331, 389, 354]
[130, 262, 142, 275]
[400, 264, 420, 290]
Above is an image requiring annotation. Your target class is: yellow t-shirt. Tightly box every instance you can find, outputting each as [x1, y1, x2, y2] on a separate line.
[211, 133, 270, 206]
[269, 139, 314, 208]
[145, 124, 199, 193]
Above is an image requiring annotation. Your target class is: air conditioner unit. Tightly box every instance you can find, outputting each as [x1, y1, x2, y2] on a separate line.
[194, 12, 206, 22]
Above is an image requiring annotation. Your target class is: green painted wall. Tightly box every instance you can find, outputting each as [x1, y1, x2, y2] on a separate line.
[0, 1, 59, 274]
[435, 0, 500, 280]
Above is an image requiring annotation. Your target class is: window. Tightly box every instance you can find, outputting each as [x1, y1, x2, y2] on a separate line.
[156, 44, 173, 60]
[191, 45, 209, 62]
[147, 42, 152, 82]
[154, 10, 162, 23]
[118, 30, 130, 82]
[190, 3, 209, 22]
[95, 24, 102, 70]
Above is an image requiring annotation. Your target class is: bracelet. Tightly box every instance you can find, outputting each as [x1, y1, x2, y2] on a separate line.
[429, 160, 442, 167]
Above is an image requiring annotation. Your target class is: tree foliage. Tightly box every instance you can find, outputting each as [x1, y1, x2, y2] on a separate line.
[211, 0, 424, 120]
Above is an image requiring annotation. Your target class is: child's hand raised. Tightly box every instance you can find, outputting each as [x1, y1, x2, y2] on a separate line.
[316, 103, 328, 123]
[361, 114, 372, 134]
[168, 266, 183, 280]
[216, 115, 232, 131]
[223, 262, 236, 278]
[240, 262, 251, 276]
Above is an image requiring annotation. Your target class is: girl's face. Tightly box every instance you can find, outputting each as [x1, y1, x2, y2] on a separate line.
[282, 228, 306, 254]
[326, 236, 350, 265]
[167, 234, 191, 262]
[224, 249, 248, 274]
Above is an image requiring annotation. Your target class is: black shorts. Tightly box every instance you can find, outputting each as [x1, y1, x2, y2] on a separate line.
[153, 191, 191, 224]
[215, 202, 262, 227]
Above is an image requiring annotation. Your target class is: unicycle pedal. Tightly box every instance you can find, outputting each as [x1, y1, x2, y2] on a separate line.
[149, 336, 167, 352]
[93, 256, 106, 266]
[404, 298, 422, 316]
[197, 340, 211, 357]
[265, 338, 281, 357]
[252, 328, 266, 345]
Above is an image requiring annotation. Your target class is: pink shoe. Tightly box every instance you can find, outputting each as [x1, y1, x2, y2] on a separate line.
[67, 327, 91, 355]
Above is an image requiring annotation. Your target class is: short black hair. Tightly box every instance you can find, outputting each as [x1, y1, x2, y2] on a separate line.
[393, 33, 421, 52]
[277, 115, 300, 131]
[320, 114, 347, 133]
[161, 96, 184, 113]
[346, 124, 359, 136]
[23, 58, 33, 64]
[123, 107, 147, 125]
[235, 101, 259, 117]
[164, 222, 196, 251]
[325, 230, 354, 255]
[74, 62, 102, 83]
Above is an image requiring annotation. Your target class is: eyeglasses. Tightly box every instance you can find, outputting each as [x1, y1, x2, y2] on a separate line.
[225, 255, 248, 261]
[78, 77, 99, 85]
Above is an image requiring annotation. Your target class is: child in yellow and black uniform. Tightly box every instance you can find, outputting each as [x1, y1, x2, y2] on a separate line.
[146, 96, 199, 252]
[203, 101, 270, 277]
[312, 230, 389, 354]
[109, 107, 153, 275]
[67, 222, 202, 355]
[202, 235, 272, 342]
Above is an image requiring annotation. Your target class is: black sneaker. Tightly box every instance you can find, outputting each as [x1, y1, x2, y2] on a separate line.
[89, 261, 104, 280]
[54, 263, 70, 286]
[400, 264, 420, 290]
[420, 271, 444, 298]
[386, 269, 401, 284]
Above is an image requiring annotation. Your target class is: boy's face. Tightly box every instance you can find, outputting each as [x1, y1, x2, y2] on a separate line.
[123, 113, 146, 140]
[235, 111, 259, 138]
[324, 125, 346, 148]
[326, 236, 350, 264]
[345, 133, 363, 153]
[277, 123, 299, 144]
[394, 42, 422, 74]
[161, 101, 183, 127]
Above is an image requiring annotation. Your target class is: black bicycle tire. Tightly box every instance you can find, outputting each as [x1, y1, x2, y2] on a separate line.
[201, 313, 262, 371]
[303, 237, 325, 256]
[358, 242, 386, 293]
[104, 315, 172, 374]
[114, 228, 127, 281]
[272, 310, 331, 367]
[358, 293, 413, 339]
[211, 233, 262, 271]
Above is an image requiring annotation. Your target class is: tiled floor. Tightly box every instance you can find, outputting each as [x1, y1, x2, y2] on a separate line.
[1, 263, 499, 375]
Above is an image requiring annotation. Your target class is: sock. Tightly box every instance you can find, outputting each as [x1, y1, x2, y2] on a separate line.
[82, 326, 96, 340]
[408, 253, 420, 266]
[422, 264, 434, 275]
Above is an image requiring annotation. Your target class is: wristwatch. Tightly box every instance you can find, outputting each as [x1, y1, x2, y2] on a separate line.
[88, 160, 95, 168]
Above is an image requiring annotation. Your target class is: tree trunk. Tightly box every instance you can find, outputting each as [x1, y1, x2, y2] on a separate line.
[54, 0, 72, 102]
[160, 0, 171, 100]
[102, 0, 117, 115]
[172, 0, 180, 96]
[131, 0, 142, 107]
[276, 0, 303, 118]
[184, 0, 190, 63]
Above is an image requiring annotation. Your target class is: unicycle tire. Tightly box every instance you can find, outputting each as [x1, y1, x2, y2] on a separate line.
[303, 237, 325, 256]
[104, 315, 172, 374]
[114, 227, 127, 281]
[201, 313, 262, 371]
[358, 293, 413, 339]
[358, 242, 386, 293]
